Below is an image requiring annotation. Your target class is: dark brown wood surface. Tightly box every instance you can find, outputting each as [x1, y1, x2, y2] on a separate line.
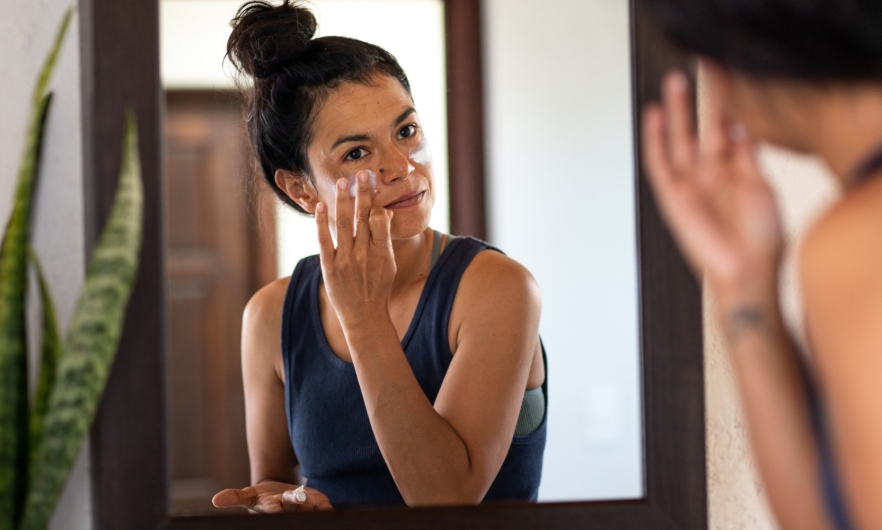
[83, 0, 707, 529]
[631, 3, 706, 527]
[446, 0, 487, 239]
[80, 0, 168, 527]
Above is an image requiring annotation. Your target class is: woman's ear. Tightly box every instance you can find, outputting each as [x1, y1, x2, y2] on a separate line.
[275, 169, 318, 213]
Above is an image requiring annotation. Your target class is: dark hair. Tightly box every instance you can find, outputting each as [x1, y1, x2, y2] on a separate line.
[639, 0, 882, 81]
[226, 0, 411, 213]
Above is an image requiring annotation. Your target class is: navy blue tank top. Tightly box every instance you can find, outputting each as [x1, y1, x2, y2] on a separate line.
[800, 360, 853, 530]
[281, 236, 548, 507]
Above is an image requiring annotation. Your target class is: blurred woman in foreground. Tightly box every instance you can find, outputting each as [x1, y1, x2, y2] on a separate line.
[640, 1, 882, 528]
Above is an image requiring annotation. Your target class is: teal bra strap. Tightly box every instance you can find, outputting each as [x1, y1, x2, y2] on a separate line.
[430, 229, 443, 269]
[514, 387, 545, 436]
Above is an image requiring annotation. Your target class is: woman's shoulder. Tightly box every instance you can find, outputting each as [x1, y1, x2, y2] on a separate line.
[800, 180, 882, 357]
[456, 242, 541, 310]
[801, 179, 882, 285]
[243, 276, 291, 334]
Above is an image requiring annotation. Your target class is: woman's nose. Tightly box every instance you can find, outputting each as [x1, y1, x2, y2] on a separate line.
[377, 145, 414, 184]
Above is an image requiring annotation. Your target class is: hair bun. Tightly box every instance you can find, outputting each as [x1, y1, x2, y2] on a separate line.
[227, 0, 318, 79]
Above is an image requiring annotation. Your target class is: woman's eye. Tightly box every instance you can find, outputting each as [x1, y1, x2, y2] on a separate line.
[345, 148, 367, 161]
[398, 124, 418, 139]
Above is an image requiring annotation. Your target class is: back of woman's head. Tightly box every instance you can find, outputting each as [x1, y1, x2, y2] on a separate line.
[639, 0, 882, 81]
[227, 0, 411, 213]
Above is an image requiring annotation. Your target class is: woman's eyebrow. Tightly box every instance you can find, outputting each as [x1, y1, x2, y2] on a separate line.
[393, 107, 416, 127]
[330, 108, 417, 152]
[331, 133, 371, 152]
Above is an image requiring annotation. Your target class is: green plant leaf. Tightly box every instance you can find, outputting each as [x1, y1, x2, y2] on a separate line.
[32, 8, 73, 109]
[0, 8, 72, 529]
[20, 111, 143, 530]
[0, 92, 54, 530]
[25, 247, 62, 474]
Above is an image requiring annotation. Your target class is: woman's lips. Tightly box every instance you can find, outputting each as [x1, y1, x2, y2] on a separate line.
[385, 190, 425, 210]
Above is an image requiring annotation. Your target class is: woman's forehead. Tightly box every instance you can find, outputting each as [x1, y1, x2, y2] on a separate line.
[313, 75, 414, 141]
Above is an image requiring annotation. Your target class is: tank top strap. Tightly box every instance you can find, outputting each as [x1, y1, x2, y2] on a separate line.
[430, 229, 443, 269]
[281, 255, 322, 371]
[406, 236, 503, 358]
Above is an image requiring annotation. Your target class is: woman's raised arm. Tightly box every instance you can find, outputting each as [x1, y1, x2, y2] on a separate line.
[314, 173, 540, 506]
[642, 71, 831, 530]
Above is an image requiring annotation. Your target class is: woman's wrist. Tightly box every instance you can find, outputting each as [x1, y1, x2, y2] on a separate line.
[337, 302, 391, 332]
[340, 309, 397, 354]
[711, 269, 786, 346]
[711, 260, 779, 306]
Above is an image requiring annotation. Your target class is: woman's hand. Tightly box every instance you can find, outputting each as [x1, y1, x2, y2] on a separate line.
[212, 481, 333, 513]
[642, 71, 784, 303]
[316, 171, 396, 330]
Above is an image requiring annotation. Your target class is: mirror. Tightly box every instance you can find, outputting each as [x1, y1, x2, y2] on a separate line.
[157, 0, 640, 513]
[85, 0, 706, 527]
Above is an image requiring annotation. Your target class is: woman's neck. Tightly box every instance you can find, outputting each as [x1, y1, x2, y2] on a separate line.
[389, 227, 435, 297]
[811, 85, 882, 187]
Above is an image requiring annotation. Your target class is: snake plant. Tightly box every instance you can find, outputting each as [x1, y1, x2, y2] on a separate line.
[0, 7, 144, 530]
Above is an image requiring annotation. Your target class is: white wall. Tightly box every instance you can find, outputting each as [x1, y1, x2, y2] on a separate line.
[0, 3, 90, 530]
[702, 143, 839, 530]
[483, 0, 642, 501]
[160, 0, 450, 277]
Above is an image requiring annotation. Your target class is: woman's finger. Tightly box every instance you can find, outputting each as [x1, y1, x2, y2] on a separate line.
[257, 494, 285, 514]
[212, 488, 256, 509]
[315, 202, 335, 266]
[354, 171, 373, 251]
[335, 178, 354, 257]
[700, 83, 732, 164]
[369, 206, 393, 251]
[642, 105, 679, 198]
[731, 129, 763, 183]
[663, 70, 698, 170]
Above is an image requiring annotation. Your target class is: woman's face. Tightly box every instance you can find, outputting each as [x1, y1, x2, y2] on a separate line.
[301, 73, 435, 241]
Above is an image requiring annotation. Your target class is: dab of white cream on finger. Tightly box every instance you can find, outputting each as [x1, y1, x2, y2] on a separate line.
[409, 140, 432, 166]
[348, 169, 377, 197]
[292, 485, 307, 503]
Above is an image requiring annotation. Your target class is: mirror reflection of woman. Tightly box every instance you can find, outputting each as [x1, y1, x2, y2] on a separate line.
[640, 0, 882, 528]
[211, 1, 547, 512]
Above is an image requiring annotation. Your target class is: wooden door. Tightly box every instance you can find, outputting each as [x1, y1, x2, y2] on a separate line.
[163, 91, 276, 514]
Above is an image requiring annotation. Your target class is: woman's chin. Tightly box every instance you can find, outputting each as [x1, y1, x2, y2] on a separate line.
[388, 203, 434, 241]
[389, 216, 432, 241]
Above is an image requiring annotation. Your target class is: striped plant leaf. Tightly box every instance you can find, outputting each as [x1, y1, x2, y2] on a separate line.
[20, 111, 143, 530]
[25, 247, 62, 474]
[0, 91, 54, 530]
[0, 8, 72, 529]
[30, 9, 73, 110]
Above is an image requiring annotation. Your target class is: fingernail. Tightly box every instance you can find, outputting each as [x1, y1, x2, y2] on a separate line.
[316, 202, 325, 213]
[358, 171, 368, 183]
[668, 72, 687, 92]
[337, 178, 348, 190]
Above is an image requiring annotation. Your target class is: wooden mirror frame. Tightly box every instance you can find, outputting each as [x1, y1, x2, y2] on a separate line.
[82, 0, 706, 528]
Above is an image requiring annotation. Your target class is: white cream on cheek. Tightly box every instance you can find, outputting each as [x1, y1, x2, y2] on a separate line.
[347, 169, 377, 197]
[409, 139, 432, 166]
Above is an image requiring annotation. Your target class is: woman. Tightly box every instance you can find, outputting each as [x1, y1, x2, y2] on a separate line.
[211, 0, 547, 512]
[639, 1, 882, 528]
